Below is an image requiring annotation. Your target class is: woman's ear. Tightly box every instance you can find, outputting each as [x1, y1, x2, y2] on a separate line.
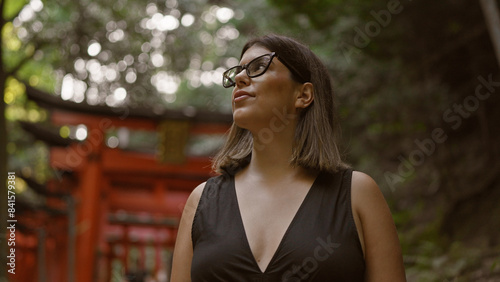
[295, 82, 314, 109]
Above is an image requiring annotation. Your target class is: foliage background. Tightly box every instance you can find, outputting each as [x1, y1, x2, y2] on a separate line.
[1, 0, 500, 280]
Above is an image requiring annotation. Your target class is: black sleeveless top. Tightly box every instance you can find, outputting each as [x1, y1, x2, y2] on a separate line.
[191, 169, 365, 281]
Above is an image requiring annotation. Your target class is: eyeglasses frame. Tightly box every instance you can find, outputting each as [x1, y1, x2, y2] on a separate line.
[222, 52, 306, 88]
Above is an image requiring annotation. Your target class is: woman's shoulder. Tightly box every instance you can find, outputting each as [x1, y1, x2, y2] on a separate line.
[183, 182, 206, 217]
[189, 182, 206, 201]
[187, 173, 232, 204]
[350, 170, 386, 206]
[351, 171, 379, 191]
[350, 170, 393, 227]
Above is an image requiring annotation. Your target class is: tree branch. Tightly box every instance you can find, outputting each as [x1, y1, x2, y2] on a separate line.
[0, 0, 6, 24]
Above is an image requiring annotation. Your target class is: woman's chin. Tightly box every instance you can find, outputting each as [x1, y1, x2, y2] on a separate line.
[232, 107, 248, 120]
[232, 110, 256, 130]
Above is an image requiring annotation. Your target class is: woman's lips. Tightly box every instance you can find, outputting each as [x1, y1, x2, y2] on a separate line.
[233, 90, 253, 102]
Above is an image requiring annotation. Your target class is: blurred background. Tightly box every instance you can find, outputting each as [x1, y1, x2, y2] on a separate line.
[1, 0, 499, 281]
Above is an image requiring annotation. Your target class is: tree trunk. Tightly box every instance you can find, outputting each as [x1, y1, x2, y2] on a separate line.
[0, 75, 7, 282]
[480, 0, 500, 69]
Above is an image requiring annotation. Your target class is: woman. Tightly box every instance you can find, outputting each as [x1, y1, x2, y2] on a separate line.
[171, 34, 406, 281]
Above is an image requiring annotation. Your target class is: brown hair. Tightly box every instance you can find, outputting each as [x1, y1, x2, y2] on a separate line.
[212, 34, 348, 175]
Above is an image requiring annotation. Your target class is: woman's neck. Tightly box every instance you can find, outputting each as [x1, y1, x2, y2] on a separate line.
[246, 127, 303, 182]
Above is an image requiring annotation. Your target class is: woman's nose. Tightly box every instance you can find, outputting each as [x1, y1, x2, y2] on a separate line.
[234, 68, 250, 87]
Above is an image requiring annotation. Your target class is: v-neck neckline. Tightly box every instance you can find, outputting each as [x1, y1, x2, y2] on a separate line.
[230, 172, 322, 274]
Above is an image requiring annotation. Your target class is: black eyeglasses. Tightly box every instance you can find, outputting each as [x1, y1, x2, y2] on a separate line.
[222, 52, 306, 88]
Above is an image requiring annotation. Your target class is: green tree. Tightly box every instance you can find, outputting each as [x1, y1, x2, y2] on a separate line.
[0, 0, 246, 278]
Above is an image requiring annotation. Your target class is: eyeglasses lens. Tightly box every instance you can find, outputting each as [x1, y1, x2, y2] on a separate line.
[223, 67, 239, 88]
[247, 56, 271, 76]
[222, 54, 273, 88]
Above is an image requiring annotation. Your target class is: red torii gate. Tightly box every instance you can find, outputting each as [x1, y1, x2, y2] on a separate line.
[14, 85, 232, 281]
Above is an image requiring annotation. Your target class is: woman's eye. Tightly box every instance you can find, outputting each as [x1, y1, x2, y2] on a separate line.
[256, 63, 266, 69]
[250, 60, 268, 72]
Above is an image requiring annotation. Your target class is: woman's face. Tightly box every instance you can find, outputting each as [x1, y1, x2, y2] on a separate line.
[231, 45, 302, 133]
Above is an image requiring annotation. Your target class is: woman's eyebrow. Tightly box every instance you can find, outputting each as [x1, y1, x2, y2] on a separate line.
[239, 57, 254, 66]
